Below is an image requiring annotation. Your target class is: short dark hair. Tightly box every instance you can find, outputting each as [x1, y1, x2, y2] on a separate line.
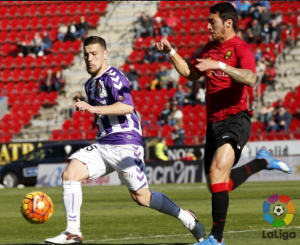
[83, 36, 107, 50]
[210, 2, 238, 32]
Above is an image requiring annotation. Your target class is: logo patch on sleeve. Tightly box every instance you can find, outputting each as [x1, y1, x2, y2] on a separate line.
[120, 173, 134, 179]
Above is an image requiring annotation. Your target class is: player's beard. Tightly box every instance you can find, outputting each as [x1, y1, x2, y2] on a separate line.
[87, 65, 101, 77]
[212, 26, 226, 42]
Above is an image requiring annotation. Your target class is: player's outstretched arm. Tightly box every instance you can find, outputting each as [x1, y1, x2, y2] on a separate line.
[71, 99, 133, 115]
[194, 59, 257, 87]
[93, 102, 134, 115]
[155, 39, 201, 82]
[222, 65, 257, 87]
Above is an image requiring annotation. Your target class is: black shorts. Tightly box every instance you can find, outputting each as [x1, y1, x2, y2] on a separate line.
[204, 111, 251, 175]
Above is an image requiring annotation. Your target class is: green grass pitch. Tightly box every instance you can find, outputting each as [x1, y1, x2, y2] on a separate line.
[0, 181, 299, 244]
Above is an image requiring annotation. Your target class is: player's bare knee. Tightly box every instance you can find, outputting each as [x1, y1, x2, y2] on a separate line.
[131, 193, 149, 206]
[61, 170, 71, 181]
[135, 197, 148, 206]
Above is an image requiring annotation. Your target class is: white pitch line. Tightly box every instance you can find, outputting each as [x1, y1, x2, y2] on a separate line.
[85, 226, 300, 242]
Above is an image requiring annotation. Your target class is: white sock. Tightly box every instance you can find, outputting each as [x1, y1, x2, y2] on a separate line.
[148, 190, 181, 218]
[63, 181, 82, 236]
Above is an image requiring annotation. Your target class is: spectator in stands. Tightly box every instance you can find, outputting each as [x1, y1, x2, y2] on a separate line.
[258, 99, 275, 123]
[38, 31, 53, 56]
[230, 1, 242, 17]
[39, 69, 56, 93]
[143, 48, 155, 64]
[17, 33, 33, 57]
[164, 11, 180, 35]
[73, 91, 86, 103]
[261, 22, 271, 44]
[270, 19, 281, 43]
[263, 63, 277, 91]
[254, 47, 262, 61]
[65, 20, 79, 41]
[274, 98, 284, 112]
[154, 138, 169, 161]
[297, 9, 300, 28]
[256, 59, 266, 85]
[153, 16, 163, 37]
[240, 1, 252, 19]
[256, 1, 270, 11]
[70, 91, 86, 116]
[195, 80, 206, 105]
[192, 41, 204, 59]
[266, 106, 291, 132]
[171, 123, 185, 146]
[243, 27, 255, 44]
[166, 64, 180, 89]
[57, 23, 68, 42]
[184, 87, 197, 106]
[168, 104, 183, 126]
[262, 46, 276, 65]
[145, 39, 168, 63]
[76, 16, 89, 40]
[155, 65, 168, 89]
[126, 64, 138, 90]
[259, 6, 271, 26]
[251, 19, 261, 44]
[132, 12, 153, 38]
[172, 84, 185, 107]
[53, 70, 65, 93]
[31, 32, 42, 57]
[157, 102, 171, 126]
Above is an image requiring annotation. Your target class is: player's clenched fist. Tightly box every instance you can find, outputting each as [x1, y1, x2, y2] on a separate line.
[155, 39, 172, 54]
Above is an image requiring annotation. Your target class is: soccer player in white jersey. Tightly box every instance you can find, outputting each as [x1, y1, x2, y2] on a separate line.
[45, 36, 205, 245]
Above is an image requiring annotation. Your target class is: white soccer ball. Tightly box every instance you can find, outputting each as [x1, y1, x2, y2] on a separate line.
[273, 205, 284, 216]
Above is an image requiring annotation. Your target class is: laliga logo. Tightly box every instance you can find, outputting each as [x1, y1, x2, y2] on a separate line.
[262, 193, 295, 227]
[262, 193, 296, 240]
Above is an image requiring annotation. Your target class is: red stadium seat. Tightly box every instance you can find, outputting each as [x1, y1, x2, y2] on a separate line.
[79, 1, 88, 14]
[32, 67, 43, 81]
[31, 103, 41, 116]
[47, 91, 57, 105]
[64, 53, 74, 66]
[29, 16, 39, 29]
[62, 119, 72, 132]
[14, 56, 24, 68]
[52, 129, 62, 141]
[38, 91, 47, 104]
[12, 68, 22, 81]
[28, 4, 38, 17]
[38, 4, 48, 16]
[2, 69, 11, 82]
[58, 3, 68, 15]
[72, 40, 82, 53]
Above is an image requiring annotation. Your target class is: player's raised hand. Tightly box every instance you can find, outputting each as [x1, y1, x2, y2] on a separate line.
[71, 99, 96, 114]
[155, 39, 173, 54]
[194, 59, 220, 72]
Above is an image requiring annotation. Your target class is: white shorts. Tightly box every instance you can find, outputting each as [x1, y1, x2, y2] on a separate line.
[68, 143, 148, 191]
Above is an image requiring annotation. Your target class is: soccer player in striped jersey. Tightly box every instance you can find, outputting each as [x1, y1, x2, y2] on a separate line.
[45, 36, 205, 245]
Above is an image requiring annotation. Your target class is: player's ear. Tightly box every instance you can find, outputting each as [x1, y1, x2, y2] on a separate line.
[103, 50, 108, 60]
[226, 19, 232, 29]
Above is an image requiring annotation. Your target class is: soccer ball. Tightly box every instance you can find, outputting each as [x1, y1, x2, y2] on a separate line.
[20, 191, 54, 224]
[273, 205, 284, 216]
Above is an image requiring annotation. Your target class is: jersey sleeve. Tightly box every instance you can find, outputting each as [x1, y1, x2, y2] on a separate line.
[190, 45, 206, 76]
[236, 42, 256, 73]
[106, 71, 134, 106]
